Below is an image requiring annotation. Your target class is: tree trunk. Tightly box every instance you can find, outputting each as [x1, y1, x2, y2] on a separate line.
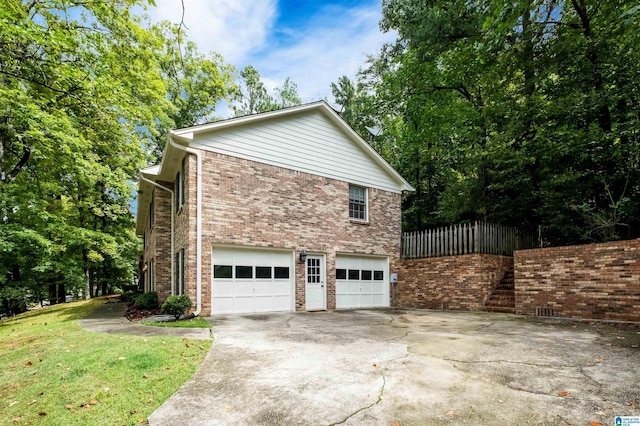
[57, 283, 65, 304]
[83, 249, 91, 299]
[571, 0, 612, 132]
[48, 284, 57, 305]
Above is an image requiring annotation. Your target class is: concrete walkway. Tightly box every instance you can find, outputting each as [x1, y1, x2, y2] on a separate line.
[79, 302, 211, 340]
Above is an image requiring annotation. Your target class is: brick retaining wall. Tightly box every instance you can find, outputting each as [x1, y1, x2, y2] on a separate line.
[396, 255, 512, 310]
[514, 239, 640, 321]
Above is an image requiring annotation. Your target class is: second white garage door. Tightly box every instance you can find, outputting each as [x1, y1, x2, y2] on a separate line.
[336, 255, 389, 309]
[211, 247, 294, 314]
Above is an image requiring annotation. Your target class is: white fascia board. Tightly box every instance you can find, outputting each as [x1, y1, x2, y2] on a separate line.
[136, 164, 163, 235]
[141, 165, 161, 176]
[135, 133, 192, 235]
[171, 102, 326, 137]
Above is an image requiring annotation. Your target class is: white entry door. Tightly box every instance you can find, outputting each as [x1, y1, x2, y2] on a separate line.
[305, 255, 325, 311]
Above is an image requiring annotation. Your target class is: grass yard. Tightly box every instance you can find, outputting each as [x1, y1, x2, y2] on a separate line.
[141, 317, 211, 328]
[0, 298, 212, 425]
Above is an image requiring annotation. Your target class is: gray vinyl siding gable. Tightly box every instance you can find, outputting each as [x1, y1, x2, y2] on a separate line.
[189, 110, 402, 193]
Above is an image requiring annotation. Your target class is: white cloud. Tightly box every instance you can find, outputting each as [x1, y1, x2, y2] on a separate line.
[146, 0, 277, 64]
[144, 1, 396, 116]
[251, 3, 396, 104]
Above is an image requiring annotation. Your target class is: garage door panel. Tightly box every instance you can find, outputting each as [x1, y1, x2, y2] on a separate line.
[373, 282, 385, 294]
[272, 295, 291, 311]
[360, 282, 373, 292]
[272, 282, 291, 293]
[212, 296, 235, 314]
[234, 282, 254, 293]
[212, 247, 294, 314]
[345, 281, 360, 292]
[212, 281, 234, 296]
[372, 294, 386, 306]
[253, 282, 272, 295]
[336, 255, 389, 309]
[234, 297, 256, 312]
[360, 294, 374, 306]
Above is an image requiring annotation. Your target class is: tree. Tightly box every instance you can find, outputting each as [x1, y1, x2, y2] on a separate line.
[148, 21, 238, 159]
[233, 66, 301, 116]
[0, 0, 167, 311]
[330, 75, 379, 145]
[361, 0, 640, 244]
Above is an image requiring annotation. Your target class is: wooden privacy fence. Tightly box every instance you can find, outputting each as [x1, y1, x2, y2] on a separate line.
[402, 222, 537, 259]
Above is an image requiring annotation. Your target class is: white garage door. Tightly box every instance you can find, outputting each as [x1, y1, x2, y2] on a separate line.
[212, 247, 294, 314]
[336, 255, 389, 309]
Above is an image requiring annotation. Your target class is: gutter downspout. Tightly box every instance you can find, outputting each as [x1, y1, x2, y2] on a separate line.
[168, 136, 202, 316]
[140, 176, 175, 295]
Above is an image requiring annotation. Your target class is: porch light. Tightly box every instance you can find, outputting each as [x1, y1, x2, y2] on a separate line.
[299, 250, 307, 264]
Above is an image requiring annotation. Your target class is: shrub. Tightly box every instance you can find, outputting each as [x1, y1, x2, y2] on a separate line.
[120, 291, 142, 303]
[161, 295, 192, 320]
[134, 291, 159, 310]
[122, 284, 139, 293]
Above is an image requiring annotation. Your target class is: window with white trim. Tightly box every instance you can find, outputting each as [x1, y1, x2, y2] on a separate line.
[349, 185, 367, 221]
[176, 158, 185, 212]
[149, 259, 155, 291]
[175, 249, 185, 295]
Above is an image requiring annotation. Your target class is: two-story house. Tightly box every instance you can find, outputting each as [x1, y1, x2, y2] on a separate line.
[136, 101, 413, 316]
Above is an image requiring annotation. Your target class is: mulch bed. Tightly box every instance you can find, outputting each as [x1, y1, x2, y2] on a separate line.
[124, 304, 161, 322]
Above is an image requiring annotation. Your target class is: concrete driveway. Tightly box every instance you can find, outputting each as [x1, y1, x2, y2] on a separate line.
[149, 309, 640, 425]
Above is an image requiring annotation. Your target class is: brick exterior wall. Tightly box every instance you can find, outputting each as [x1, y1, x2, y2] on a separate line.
[396, 255, 513, 310]
[514, 239, 640, 321]
[174, 156, 197, 305]
[150, 149, 402, 316]
[141, 181, 173, 302]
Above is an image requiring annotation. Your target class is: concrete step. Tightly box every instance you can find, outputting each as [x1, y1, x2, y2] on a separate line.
[486, 300, 515, 308]
[492, 289, 515, 296]
[483, 266, 516, 313]
[483, 306, 516, 314]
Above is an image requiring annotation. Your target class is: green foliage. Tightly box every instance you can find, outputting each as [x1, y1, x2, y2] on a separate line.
[0, 0, 165, 304]
[120, 291, 142, 304]
[161, 295, 193, 320]
[147, 21, 238, 159]
[330, 75, 380, 144]
[233, 66, 302, 116]
[0, 1, 238, 305]
[354, 0, 640, 244]
[134, 291, 159, 310]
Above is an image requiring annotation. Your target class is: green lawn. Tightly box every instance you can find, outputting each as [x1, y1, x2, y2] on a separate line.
[0, 298, 212, 425]
[141, 317, 211, 328]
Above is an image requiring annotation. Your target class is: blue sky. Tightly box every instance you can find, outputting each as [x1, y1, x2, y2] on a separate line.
[145, 0, 395, 116]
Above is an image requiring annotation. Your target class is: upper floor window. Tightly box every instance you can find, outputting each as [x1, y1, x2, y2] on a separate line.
[349, 185, 367, 221]
[176, 158, 185, 212]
